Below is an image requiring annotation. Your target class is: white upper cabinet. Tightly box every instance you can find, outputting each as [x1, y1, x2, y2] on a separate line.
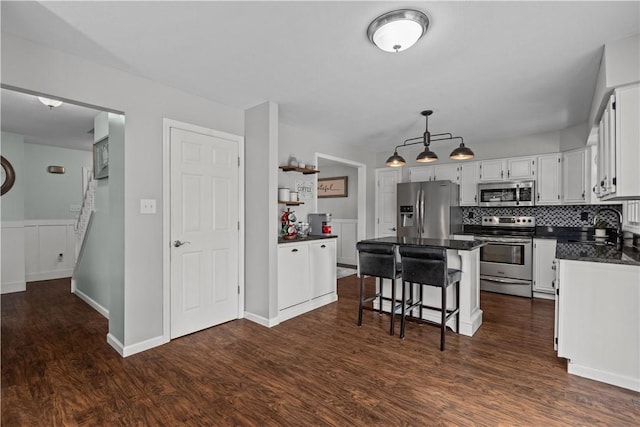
[598, 84, 640, 200]
[478, 159, 506, 181]
[459, 162, 479, 206]
[410, 164, 460, 183]
[409, 166, 434, 182]
[433, 164, 459, 183]
[507, 156, 536, 180]
[536, 154, 561, 205]
[562, 148, 589, 204]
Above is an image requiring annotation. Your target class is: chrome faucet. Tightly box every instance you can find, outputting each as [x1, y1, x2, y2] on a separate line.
[593, 208, 623, 242]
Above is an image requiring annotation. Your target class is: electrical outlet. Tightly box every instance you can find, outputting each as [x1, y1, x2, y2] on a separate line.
[70, 204, 81, 212]
[140, 199, 157, 214]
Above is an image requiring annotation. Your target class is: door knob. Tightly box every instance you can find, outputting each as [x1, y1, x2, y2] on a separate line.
[173, 240, 191, 247]
[390, 227, 397, 231]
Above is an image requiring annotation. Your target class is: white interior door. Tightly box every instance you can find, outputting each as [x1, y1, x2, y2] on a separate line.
[375, 168, 401, 237]
[170, 127, 239, 339]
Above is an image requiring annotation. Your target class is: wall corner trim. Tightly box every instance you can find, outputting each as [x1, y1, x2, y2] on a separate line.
[243, 311, 280, 328]
[107, 333, 164, 358]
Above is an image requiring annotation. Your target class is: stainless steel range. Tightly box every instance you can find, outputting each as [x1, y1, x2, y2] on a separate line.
[475, 216, 535, 298]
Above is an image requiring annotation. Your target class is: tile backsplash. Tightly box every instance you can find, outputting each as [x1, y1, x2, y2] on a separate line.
[461, 205, 623, 228]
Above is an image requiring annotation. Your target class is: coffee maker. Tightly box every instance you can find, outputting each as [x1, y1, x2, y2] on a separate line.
[308, 213, 333, 236]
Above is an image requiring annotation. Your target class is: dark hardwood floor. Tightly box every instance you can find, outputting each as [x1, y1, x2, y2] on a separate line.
[2, 277, 639, 426]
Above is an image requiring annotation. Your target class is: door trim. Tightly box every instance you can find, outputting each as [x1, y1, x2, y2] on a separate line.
[162, 118, 245, 344]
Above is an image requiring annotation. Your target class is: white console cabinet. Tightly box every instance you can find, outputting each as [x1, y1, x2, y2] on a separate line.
[277, 238, 337, 322]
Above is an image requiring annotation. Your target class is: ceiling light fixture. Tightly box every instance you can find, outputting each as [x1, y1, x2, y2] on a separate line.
[367, 9, 429, 53]
[385, 110, 474, 167]
[38, 96, 63, 109]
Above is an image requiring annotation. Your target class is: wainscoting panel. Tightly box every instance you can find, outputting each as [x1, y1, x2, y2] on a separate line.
[1, 222, 26, 294]
[24, 220, 75, 282]
[332, 219, 357, 266]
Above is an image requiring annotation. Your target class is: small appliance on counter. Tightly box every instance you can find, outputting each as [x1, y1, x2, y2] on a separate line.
[308, 213, 332, 235]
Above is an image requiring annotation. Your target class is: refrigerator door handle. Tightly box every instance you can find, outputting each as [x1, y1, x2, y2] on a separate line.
[415, 190, 421, 236]
[419, 188, 425, 236]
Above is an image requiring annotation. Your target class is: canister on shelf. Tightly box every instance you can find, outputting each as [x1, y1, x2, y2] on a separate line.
[278, 188, 290, 201]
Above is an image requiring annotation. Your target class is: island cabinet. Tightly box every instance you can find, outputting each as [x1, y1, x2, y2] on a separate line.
[277, 238, 337, 323]
[555, 258, 640, 392]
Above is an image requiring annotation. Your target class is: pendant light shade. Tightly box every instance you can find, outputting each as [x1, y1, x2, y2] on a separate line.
[449, 142, 475, 160]
[385, 109, 473, 167]
[386, 150, 406, 167]
[416, 147, 438, 163]
[367, 9, 429, 53]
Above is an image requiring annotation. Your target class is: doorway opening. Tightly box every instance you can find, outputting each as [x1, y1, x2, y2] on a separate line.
[314, 153, 365, 270]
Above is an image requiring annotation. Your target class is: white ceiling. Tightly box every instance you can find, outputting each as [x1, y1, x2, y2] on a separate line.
[1, 88, 102, 151]
[1, 1, 639, 152]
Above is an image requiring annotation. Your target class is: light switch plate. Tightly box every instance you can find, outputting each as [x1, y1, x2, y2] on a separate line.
[140, 199, 157, 214]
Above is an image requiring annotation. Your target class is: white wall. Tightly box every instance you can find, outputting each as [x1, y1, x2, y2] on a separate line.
[2, 33, 244, 355]
[279, 122, 376, 238]
[1, 132, 26, 293]
[0, 132, 25, 221]
[244, 102, 278, 323]
[317, 163, 358, 219]
[23, 143, 92, 220]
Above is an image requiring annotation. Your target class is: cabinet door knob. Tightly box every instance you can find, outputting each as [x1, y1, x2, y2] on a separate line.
[321, 245, 326, 248]
[291, 248, 298, 252]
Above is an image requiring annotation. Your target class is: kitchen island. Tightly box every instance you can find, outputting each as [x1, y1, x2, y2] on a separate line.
[357, 237, 485, 337]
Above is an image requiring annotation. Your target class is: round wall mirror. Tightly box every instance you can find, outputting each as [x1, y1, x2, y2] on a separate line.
[1, 156, 16, 195]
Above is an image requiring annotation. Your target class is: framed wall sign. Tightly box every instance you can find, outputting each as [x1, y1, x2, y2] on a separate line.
[318, 176, 348, 198]
[93, 138, 109, 179]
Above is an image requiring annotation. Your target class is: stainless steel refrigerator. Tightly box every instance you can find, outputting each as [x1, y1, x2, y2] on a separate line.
[397, 180, 462, 238]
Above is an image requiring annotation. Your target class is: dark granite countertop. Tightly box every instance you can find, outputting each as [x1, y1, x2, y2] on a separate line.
[462, 225, 639, 266]
[358, 236, 486, 251]
[278, 234, 338, 244]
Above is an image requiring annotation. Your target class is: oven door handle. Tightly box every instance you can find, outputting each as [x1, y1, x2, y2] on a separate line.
[481, 276, 531, 285]
[475, 237, 532, 244]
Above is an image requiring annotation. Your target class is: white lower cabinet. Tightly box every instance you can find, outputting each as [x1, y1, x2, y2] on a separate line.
[310, 240, 337, 299]
[277, 243, 309, 310]
[533, 238, 557, 297]
[277, 238, 337, 322]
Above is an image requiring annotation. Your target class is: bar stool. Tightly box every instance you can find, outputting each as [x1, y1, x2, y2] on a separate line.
[398, 246, 461, 351]
[356, 242, 402, 335]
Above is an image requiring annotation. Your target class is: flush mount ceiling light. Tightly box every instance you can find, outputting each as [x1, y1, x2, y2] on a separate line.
[38, 96, 63, 109]
[385, 110, 474, 167]
[367, 9, 429, 53]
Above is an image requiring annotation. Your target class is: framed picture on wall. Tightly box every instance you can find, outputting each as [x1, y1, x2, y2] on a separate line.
[93, 138, 109, 179]
[318, 176, 348, 198]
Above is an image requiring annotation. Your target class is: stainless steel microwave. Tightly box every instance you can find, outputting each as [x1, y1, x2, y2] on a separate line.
[477, 181, 535, 207]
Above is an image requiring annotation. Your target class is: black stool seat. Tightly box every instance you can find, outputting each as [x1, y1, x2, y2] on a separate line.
[356, 242, 402, 335]
[398, 246, 461, 351]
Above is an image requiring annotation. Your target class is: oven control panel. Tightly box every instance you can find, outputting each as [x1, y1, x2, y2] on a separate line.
[481, 216, 536, 227]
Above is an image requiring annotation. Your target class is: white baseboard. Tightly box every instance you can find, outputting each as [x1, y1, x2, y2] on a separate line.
[27, 269, 73, 282]
[243, 311, 280, 327]
[568, 361, 640, 392]
[1, 281, 26, 294]
[73, 287, 109, 319]
[533, 291, 555, 300]
[107, 333, 124, 356]
[107, 333, 165, 358]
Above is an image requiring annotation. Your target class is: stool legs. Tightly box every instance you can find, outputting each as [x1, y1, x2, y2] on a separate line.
[390, 278, 396, 335]
[357, 274, 365, 326]
[455, 280, 460, 334]
[440, 285, 447, 351]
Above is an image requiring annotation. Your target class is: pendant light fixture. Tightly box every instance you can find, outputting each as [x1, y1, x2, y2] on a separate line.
[367, 9, 429, 53]
[38, 97, 63, 109]
[385, 110, 474, 167]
